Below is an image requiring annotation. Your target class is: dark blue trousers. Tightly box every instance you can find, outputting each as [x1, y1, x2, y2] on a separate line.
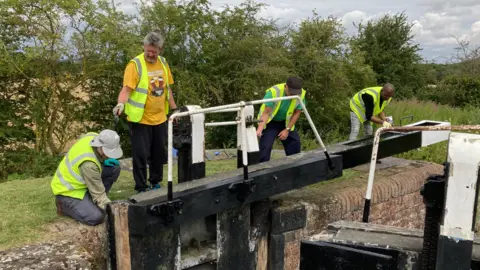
[259, 120, 301, 162]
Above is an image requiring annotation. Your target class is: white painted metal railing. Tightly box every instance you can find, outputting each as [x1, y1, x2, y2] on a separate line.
[166, 96, 333, 201]
[363, 125, 480, 223]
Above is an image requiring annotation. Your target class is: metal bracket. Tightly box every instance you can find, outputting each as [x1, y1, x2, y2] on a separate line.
[245, 116, 261, 126]
[229, 179, 256, 202]
[149, 199, 184, 225]
[400, 115, 414, 126]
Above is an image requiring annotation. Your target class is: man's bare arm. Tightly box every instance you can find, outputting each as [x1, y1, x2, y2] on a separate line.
[118, 86, 132, 104]
[168, 88, 177, 110]
[287, 110, 302, 129]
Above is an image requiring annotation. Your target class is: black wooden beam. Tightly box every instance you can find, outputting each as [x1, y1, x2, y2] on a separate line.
[122, 130, 426, 234]
[333, 131, 422, 169]
[299, 241, 396, 269]
[126, 153, 342, 234]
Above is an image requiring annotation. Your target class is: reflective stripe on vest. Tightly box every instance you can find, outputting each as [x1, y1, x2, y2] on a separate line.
[257, 84, 306, 131]
[350, 87, 391, 123]
[125, 53, 171, 122]
[50, 134, 102, 199]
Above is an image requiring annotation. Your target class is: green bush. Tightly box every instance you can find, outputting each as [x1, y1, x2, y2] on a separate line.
[0, 149, 62, 182]
[418, 75, 480, 108]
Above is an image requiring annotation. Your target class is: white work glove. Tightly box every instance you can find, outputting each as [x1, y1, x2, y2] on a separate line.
[382, 121, 392, 128]
[113, 103, 124, 116]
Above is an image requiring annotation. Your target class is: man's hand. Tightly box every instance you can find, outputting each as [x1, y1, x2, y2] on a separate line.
[382, 121, 392, 128]
[278, 129, 289, 140]
[256, 127, 263, 138]
[167, 108, 181, 124]
[113, 103, 124, 116]
[167, 108, 179, 121]
[104, 158, 120, 167]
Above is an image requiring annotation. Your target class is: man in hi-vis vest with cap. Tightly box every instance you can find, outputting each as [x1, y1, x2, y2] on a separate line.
[113, 31, 178, 193]
[256, 77, 306, 163]
[349, 83, 395, 141]
[51, 129, 123, 226]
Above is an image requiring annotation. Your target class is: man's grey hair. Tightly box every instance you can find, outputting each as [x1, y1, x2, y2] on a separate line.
[143, 32, 164, 49]
[382, 83, 395, 93]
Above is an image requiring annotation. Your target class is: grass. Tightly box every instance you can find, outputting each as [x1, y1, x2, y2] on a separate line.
[288, 99, 480, 164]
[0, 158, 239, 250]
[3, 98, 480, 250]
[388, 99, 480, 164]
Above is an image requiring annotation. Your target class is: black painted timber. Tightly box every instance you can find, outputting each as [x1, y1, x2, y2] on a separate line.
[250, 199, 272, 269]
[129, 226, 181, 269]
[127, 153, 342, 234]
[335, 131, 422, 169]
[299, 240, 395, 270]
[237, 149, 261, 168]
[271, 205, 306, 234]
[105, 203, 118, 270]
[217, 205, 251, 270]
[125, 130, 427, 233]
[268, 234, 285, 270]
[436, 236, 473, 270]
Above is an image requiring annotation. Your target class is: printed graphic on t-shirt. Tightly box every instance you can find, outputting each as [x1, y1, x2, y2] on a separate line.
[148, 70, 164, 97]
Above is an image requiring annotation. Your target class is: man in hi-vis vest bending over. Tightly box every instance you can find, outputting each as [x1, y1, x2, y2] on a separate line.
[349, 83, 395, 141]
[51, 129, 123, 226]
[256, 77, 306, 163]
[113, 32, 178, 193]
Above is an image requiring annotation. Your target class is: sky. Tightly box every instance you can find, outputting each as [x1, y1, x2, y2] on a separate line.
[115, 0, 480, 63]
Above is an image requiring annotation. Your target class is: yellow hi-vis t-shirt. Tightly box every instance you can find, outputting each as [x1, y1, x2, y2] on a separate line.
[123, 57, 175, 125]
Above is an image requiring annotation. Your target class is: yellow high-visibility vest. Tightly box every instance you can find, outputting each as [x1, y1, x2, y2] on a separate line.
[50, 132, 102, 199]
[124, 53, 171, 123]
[350, 86, 391, 123]
[257, 83, 306, 131]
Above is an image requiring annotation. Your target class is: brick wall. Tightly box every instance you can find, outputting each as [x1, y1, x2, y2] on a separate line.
[271, 160, 444, 270]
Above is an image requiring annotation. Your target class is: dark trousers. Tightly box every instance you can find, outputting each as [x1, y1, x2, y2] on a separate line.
[259, 120, 301, 162]
[55, 165, 120, 226]
[129, 121, 167, 191]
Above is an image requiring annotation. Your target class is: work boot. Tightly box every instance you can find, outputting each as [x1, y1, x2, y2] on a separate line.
[150, 183, 161, 190]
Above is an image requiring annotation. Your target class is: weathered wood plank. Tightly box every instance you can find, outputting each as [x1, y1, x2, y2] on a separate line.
[250, 200, 272, 270]
[268, 234, 285, 270]
[106, 201, 131, 270]
[217, 204, 251, 270]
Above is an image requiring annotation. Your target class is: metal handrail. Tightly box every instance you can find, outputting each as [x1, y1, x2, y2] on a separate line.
[362, 125, 480, 223]
[166, 96, 334, 202]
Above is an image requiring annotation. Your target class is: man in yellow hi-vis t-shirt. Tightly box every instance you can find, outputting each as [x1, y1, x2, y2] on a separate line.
[113, 32, 178, 193]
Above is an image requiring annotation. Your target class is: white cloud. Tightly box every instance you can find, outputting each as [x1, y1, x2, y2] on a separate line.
[114, 0, 480, 61]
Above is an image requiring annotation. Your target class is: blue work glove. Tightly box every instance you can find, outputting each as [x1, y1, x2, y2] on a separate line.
[104, 158, 120, 167]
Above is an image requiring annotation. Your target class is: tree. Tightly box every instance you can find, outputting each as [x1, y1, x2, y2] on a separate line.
[288, 13, 376, 138]
[351, 12, 424, 98]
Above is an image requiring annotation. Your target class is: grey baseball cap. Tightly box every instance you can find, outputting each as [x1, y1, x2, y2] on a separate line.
[90, 129, 123, 159]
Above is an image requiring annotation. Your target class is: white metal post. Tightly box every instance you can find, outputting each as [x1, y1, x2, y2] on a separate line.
[362, 125, 480, 223]
[239, 102, 249, 179]
[436, 132, 480, 269]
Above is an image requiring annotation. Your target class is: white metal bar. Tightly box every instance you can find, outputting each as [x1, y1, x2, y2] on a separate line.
[363, 124, 480, 222]
[167, 96, 330, 197]
[208, 108, 241, 113]
[240, 102, 248, 169]
[205, 121, 240, 127]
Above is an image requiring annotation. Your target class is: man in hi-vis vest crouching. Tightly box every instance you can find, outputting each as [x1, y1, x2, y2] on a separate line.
[349, 83, 395, 141]
[113, 32, 178, 193]
[51, 129, 123, 226]
[256, 77, 306, 163]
